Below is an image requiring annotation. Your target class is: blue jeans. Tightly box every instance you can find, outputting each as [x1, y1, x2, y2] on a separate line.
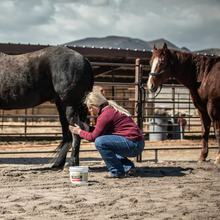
[95, 135, 145, 177]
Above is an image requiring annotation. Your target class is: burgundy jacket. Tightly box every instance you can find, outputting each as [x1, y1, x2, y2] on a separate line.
[79, 105, 144, 142]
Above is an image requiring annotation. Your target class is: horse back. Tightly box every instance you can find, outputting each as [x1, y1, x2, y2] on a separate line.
[0, 46, 94, 110]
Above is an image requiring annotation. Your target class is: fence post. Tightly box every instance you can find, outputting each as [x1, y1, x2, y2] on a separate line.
[25, 109, 27, 135]
[111, 67, 115, 100]
[172, 85, 175, 123]
[135, 59, 143, 162]
[188, 92, 191, 132]
[134, 58, 140, 124]
[1, 110, 4, 131]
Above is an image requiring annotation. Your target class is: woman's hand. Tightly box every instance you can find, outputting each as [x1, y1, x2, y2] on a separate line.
[69, 124, 82, 135]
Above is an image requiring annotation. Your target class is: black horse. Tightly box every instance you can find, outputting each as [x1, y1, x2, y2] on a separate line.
[0, 46, 94, 170]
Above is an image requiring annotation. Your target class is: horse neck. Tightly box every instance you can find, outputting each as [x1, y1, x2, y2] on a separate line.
[171, 50, 196, 89]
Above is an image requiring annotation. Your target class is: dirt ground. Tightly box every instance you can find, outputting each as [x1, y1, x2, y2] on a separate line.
[0, 139, 219, 220]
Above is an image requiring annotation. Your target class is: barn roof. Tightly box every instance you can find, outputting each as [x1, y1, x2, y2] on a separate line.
[0, 42, 153, 83]
[0, 43, 177, 84]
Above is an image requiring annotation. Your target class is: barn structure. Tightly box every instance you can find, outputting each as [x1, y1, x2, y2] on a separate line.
[0, 43, 205, 141]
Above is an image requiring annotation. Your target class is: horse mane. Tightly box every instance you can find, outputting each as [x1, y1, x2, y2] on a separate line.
[169, 49, 194, 66]
[193, 54, 220, 81]
[169, 49, 194, 79]
[170, 49, 220, 83]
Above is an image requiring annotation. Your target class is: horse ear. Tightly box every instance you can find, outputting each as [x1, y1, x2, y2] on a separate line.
[163, 43, 168, 52]
[153, 44, 157, 51]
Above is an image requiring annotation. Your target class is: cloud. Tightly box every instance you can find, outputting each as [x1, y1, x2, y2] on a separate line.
[0, 0, 219, 50]
[0, 0, 54, 29]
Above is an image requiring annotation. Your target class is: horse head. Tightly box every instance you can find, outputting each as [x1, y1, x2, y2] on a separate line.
[92, 85, 106, 97]
[147, 43, 172, 93]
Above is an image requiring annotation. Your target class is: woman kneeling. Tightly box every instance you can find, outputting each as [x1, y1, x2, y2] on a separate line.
[69, 92, 145, 178]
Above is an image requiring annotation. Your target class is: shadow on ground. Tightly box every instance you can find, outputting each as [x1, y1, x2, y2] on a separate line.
[0, 157, 102, 165]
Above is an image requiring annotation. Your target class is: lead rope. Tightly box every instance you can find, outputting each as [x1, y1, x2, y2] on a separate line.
[145, 78, 163, 99]
[135, 82, 148, 122]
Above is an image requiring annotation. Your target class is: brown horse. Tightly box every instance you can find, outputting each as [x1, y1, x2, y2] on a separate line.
[147, 43, 220, 163]
[0, 46, 94, 170]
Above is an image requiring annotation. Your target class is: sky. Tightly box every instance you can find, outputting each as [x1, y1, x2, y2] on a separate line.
[0, 0, 219, 51]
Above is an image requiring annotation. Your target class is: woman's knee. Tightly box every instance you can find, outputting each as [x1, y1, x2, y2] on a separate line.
[95, 136, 106, 149]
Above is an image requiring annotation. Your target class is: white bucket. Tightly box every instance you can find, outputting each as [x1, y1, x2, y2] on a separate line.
[69, 166, 88, 184]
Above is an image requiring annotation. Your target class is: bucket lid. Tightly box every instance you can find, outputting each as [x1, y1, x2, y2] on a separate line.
[69, 166, 88, 172]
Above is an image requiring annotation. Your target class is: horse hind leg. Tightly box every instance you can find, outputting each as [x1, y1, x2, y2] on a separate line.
[212, 119, 220, 164]
[198, 110, 211, 162]
[52, 101, 72, 170]
[66, 103, 88, 168]
[214, 129, 220, 164]
[206, 103, 220, 163]
[52, 102, 88, 170]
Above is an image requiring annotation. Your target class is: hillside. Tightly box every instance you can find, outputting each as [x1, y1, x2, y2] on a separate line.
[193, 48, 220, 56]
[63, 36, 220, 55]
[63, 36, 188, 52]
[64, 36, 152, 51]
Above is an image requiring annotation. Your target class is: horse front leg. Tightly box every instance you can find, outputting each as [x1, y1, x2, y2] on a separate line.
[68, 127, 81, 167]
[198, 110, 211, 162]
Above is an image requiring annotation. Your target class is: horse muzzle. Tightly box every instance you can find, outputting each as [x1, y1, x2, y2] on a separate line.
[148, 86, 158, 93]
[147, 78, 158, 93]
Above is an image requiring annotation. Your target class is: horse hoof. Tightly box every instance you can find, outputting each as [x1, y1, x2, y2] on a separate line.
[198, 159, 206, 163]
[63, 166, 70, 173]
[51, 166, 63, 171]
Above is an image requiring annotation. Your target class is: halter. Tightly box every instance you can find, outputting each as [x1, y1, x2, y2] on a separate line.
[148, 59, 173, 98]
[149, 59, 173, 78]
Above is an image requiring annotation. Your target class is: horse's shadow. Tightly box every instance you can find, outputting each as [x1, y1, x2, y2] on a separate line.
[134, 166, 193, 178]
[0, 157, 193, 177]
[89, 165, 193, 178]
[0, 157, 54, 165]
[0, 157, 103, 172]
[0, 157, 102, 165]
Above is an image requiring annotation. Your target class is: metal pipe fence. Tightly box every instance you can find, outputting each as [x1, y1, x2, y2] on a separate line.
[0, 60, 209, 139]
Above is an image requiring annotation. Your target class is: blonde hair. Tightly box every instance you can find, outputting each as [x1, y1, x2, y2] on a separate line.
[85, 91, 131, 117]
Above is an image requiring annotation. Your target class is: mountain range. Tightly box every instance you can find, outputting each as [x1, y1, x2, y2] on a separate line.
[63, 36, 220, 56]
